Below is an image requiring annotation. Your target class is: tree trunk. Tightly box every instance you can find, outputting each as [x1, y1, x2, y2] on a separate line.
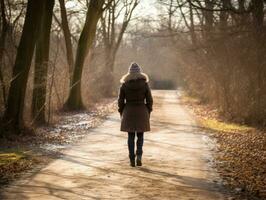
[58, 0, 74, 77]
[2, 0, 45, 133]
[168, 0, 174, 30]
[65, 0, 104, 110]
[203, 0, 214, 42]
[32, 0, 54, 125]
[188, 2, 197, 46]
[101, 48, 116, 96]
[219, 0, 229, 31]
[0, 0, 8, 107]
[251, 0, 264, 122]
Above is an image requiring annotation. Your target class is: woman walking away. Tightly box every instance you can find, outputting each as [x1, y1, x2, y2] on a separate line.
[118, 62, 153, 167]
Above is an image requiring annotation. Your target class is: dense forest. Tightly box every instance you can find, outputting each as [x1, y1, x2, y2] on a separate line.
[0, 0, 265, 131]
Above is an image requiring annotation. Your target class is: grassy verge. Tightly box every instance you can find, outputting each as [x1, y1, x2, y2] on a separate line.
[180, 92, 266, 200]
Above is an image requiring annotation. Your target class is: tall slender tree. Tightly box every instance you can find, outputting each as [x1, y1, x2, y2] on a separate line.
[58, 0, 74, 77]
[251, 0, 264, 120]
[2, 0, 45, 133]
[32, 0, 55, 125]
[64, 0, 106, 110]
[0, 0, 8, 107]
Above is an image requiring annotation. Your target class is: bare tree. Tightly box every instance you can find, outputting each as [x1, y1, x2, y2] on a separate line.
[58, 0, 74, 76]
[0, 0, 8, 107]
[251, 0, 264, 120]
[100, 0, 139, 96]
[2, 0, 46, 133]
[31, 0, 55, 125]
[64, 0, 107, 110]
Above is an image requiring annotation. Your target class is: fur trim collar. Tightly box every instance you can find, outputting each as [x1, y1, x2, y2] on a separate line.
[120, 72, 149, 83]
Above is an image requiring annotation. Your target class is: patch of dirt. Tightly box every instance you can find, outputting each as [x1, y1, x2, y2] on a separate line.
[180, 92, 266, 200]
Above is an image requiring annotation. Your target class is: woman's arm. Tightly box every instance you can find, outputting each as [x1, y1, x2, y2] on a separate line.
[145, 83, 153, 113]
[118, 84, 126, 115]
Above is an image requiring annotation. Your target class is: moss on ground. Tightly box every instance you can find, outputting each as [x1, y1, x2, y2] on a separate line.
[0, 149, 36, 185]
[200, 118, 253, 133]
[0, 151, 26, 166]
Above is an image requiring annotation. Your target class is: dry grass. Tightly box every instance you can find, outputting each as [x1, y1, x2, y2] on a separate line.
[0, 151, 25, 166]
[200, 118, 253, 133]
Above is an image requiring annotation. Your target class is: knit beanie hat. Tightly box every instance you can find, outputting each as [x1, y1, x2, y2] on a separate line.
[129, 62, 141, 73]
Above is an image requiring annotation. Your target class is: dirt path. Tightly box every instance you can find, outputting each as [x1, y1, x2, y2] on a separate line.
[1, 90, 229, 200]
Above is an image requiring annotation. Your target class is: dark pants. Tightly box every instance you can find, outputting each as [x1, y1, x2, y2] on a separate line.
[128, 132, 144, 160]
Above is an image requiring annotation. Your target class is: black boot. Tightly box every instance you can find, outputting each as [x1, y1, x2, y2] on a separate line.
[129, 155, 135, 167]
[136, 155, 142, 166]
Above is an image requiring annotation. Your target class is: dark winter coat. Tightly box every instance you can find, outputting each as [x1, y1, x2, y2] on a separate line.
[118, 72, 153, 132]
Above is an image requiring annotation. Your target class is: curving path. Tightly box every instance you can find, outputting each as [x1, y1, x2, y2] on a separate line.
[1, 90, 229, 200]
